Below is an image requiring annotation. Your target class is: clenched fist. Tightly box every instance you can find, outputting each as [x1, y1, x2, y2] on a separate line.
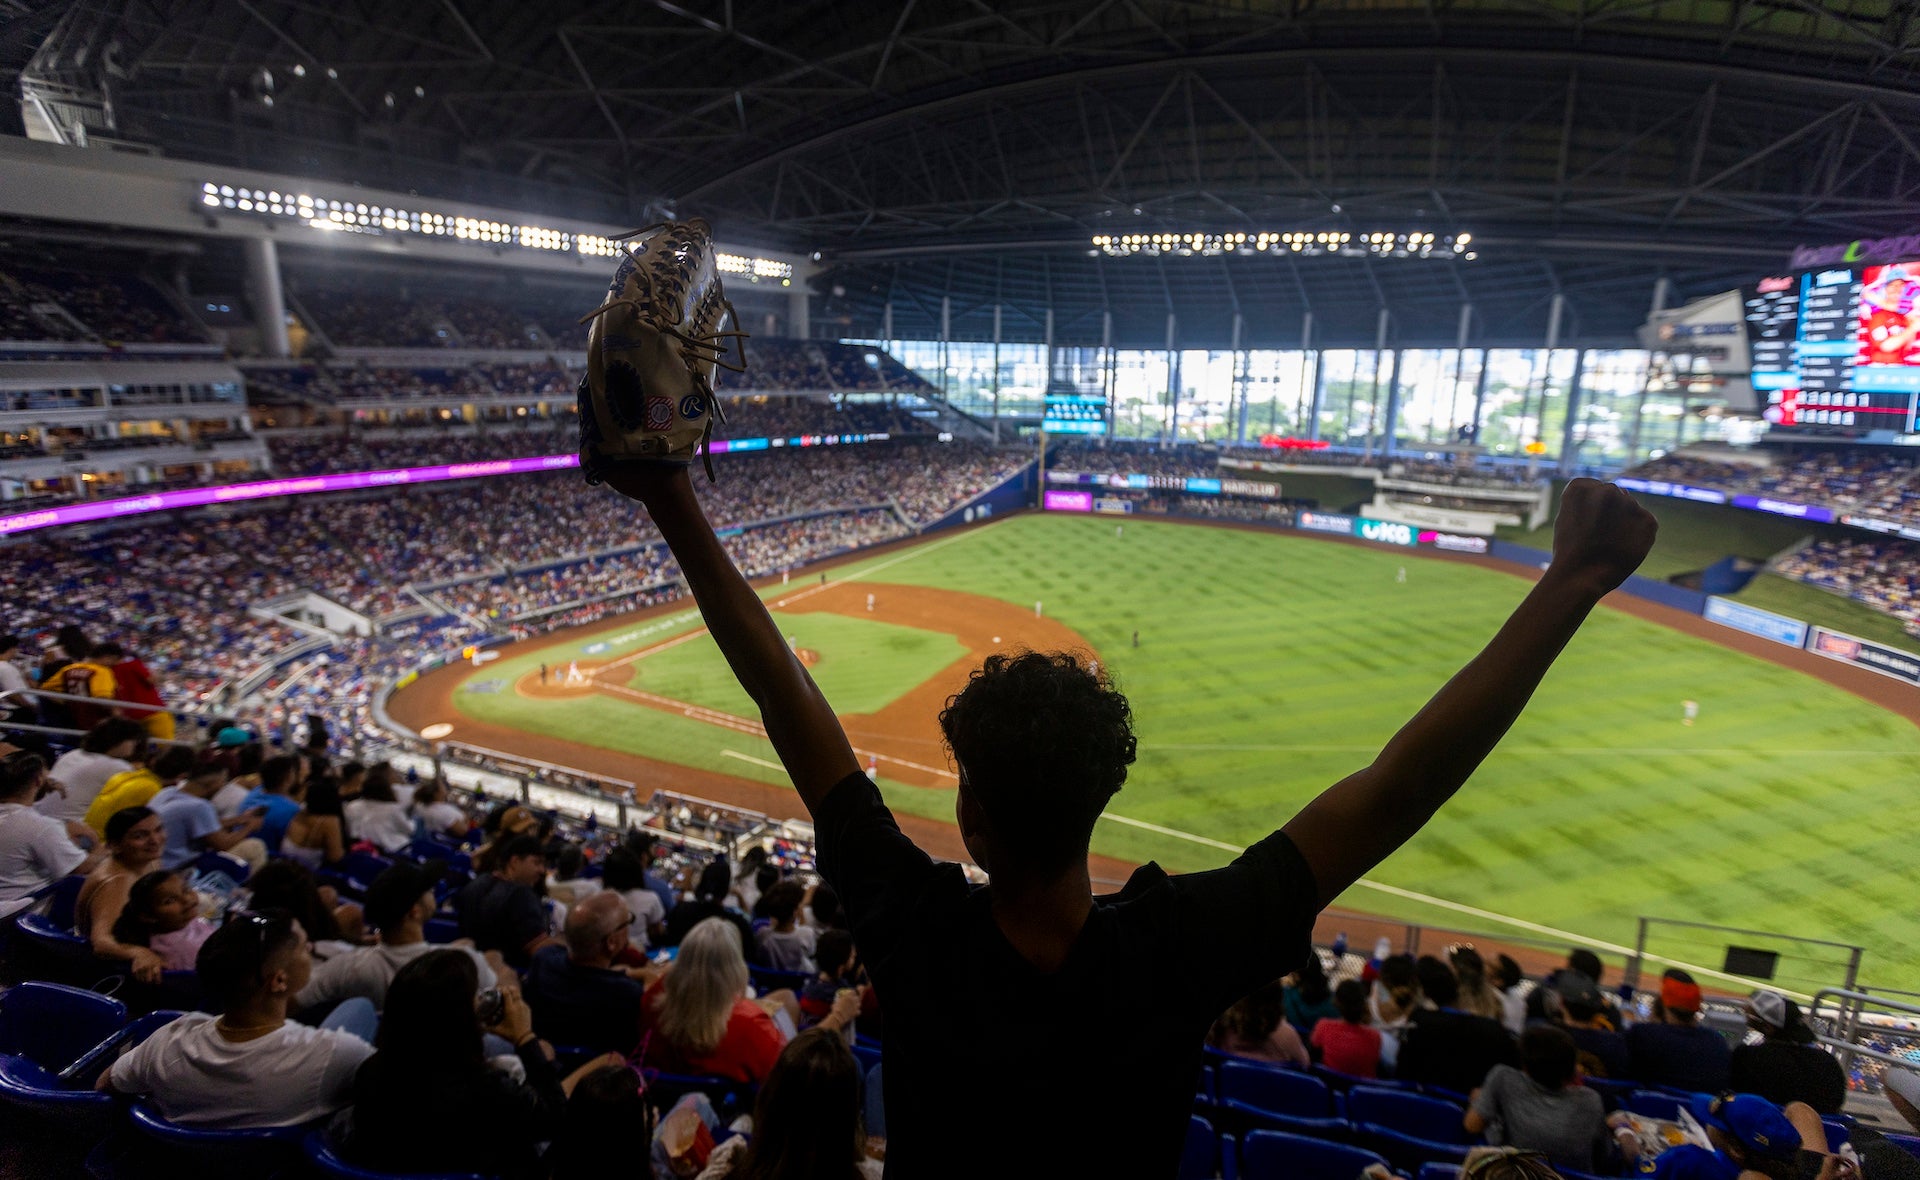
[1549, 478, 1658, 599]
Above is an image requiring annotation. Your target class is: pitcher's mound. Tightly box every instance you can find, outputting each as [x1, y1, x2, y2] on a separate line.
[795, 647, 821, 668]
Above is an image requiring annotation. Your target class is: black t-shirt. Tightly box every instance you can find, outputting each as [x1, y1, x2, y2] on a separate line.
[522, 945, 646, 1055]
[813, 773, 1319, 1178]
[1624, 1022, 1732, 1094]
[451, 874, 546, 968]
[1397, 1007, 1520, 1094]
[1730, 1040, 1849, 1114]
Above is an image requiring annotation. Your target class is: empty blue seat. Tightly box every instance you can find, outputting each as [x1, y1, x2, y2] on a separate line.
[1240, 1129, 1391, 1180]
[304, 1132, 495, 1179]
[1313, 1063, 1408, 1091]
[0, 1054, 117, 1133]
[1219, 1060, 1335, 1117]
[191, 850, 250, 886]
[1418, 1165, 1463, 1180]
[1196, 1065, 1216, 1105]
[9, 911, 100, 985]
[1626, 1090, 1686, 1121]
[1885, 1133, 1920, 1161]
[423, 917, 462, 945]
[1347, 1086, 1468, 1141]
[1181, 1114, 1222, 1180]
[0, 981, 126, 1073]
[1822, 1119, 1850, 1153]
[748, 964, 812, 995]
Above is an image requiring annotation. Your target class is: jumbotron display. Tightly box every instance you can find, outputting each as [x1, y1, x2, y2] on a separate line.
[1745, 262, 1920, 438]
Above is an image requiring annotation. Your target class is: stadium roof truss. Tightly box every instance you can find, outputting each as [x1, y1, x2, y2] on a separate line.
[13, 0, 1920, 345]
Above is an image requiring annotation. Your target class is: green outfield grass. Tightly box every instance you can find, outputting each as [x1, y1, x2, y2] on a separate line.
[444, 514, 1920, 987]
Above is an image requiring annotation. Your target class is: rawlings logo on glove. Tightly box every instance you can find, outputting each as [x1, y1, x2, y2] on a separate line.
[578, 218, 748, 484]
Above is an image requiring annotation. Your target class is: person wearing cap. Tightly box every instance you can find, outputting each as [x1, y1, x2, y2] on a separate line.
[148, 750, 267, 872]
[452, 833, 560, 969]
[0, 744, 105, 918]
[1627, 969, 1733, 1094]
[1616, 1092, 1802, 1180]
[1731, 991, 1848, 1115]
[295, 861, 498, 1014]
[1547, 971, 1632, 1080]
[1888, 1070, 1920, 1134]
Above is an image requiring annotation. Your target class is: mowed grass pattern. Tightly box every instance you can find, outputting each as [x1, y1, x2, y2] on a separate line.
[447, 514, 1920, 984]
[633, 611, 966, 716]
[860, 515, 1920, 984]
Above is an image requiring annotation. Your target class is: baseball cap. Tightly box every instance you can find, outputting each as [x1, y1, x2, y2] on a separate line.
[1748, 990, 1789, 1029]
[215, 727, 253, 748]
[1661, 975, 1703, 1014]
[1689, 1093, 1800, 1160]
[362, 861, 446, 933]
[1554, 970, 1604, 1009]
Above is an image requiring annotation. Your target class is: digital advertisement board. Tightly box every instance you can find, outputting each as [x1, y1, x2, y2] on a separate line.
[1042, 490, 1093, 512]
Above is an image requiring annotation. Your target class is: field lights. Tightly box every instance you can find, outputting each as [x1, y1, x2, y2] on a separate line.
[1092, 230, 1474, 260]
[197, 181, 794, 280]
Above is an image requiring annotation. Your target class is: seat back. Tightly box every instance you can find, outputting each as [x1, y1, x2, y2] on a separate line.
[0, 1054, 118, 1134]
[1240, 1129, 1391, 1180]
[748, 964, 812, 995]
[423, 918, 462, 945]
[0, 981, 126, 1072]
[1219, 1059, 1335, 1117]
[40, 875, 87, 928]
[302, 1131, 495, 1180]
[127, 1102, 306, 1171]
[1418, 1165, 1464, 1180]
[8, 912, 104, 986]
[1347, 1085, 1468, 1142]
[1885, 1133, 1920, 1161]
[1180, 1114, 1220, 1180]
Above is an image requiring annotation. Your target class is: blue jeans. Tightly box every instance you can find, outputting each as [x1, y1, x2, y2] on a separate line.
[319, 996, 378, 1043]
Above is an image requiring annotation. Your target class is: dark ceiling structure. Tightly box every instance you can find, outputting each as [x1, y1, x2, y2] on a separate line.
[12, 0, 1920, 347]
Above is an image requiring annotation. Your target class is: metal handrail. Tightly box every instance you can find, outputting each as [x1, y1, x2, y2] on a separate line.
[1808, 988, 1920, 1081]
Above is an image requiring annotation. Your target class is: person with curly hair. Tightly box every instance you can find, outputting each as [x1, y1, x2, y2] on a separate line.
[610, 467, 1655, 1177]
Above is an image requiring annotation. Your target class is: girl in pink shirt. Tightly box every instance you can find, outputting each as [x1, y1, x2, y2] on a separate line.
[113, 869, 216, 972]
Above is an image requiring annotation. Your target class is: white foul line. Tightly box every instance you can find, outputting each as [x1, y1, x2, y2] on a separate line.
[721, 749, 784, 772]
[1094, 812, 1813, 1001]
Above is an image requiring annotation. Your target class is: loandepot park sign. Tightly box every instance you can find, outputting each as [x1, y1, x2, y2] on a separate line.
[1789, 232, 1920, 270]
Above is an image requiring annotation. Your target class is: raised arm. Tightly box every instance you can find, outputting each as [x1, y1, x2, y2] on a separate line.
[1282, 479, 1657, 908]
[609, 467, 861, 811]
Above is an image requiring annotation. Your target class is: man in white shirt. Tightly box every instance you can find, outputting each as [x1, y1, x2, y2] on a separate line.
[295, 861, 498, 1012]
[0, 636, 36, 749]
[34, 717, 146, 826]
[0, 744, 105, 917]
[101, 910, 376, 1128]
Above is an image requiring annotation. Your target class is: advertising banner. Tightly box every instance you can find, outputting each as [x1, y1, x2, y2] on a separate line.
[1297, 511, 1356, 536]
[1804, 625, 1920, 686]
[1704, 597, 1810, 648]
[1043, 490, 1093, 512]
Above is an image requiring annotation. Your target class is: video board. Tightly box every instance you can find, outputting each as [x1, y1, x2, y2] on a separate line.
[1744, 263, 1920, 438]
[1042, 394, 1109, 435]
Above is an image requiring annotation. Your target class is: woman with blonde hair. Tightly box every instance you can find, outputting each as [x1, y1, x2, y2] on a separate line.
[641, 917, 852, 1084]
[1451, 945, 1507, 1022]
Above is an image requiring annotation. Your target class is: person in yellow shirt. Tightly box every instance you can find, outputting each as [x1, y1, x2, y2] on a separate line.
[84, 745, 195, 837]
[39, 630, 118, 730]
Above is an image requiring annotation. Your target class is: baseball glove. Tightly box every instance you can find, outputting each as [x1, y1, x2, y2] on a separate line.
[578, 218, 748, 484]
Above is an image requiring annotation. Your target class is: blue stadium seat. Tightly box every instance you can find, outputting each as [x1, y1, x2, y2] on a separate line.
[0, 1054, 117, 1133]
[423, 917, 462, 945]
[126, 1102, 306, 1172]
[1181, 1114, 1223, 1180]
[1196, 1065, 1216, 1105]
[1885, 1133, 1920, 1161]
[1626, 1090, 1687, 1121]
[1580, 1076, 1637, 1107]
[1313, 1063, 1410, 1092]
[1348, 1085, 1477, 1170]
[0, 981, 127, 1073]
[1239, 1129, 1391, 1180]
[39, 875, 87, 928]
[303, 1132, 494, 1179]
[63, 1010, 186, 1084]
[1218, 1060, 1335, 1117]
[9, 911, 101, 986]
[1418, 1165, 1463, 1180]
[191, 850, 250, 886]
[1347, 1086, 1468, 1141]
[642, 1071, 754, 1117]
[1822, 1119, 1851, 1153]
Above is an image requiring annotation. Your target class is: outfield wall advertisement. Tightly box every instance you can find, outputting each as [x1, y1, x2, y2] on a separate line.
[1804, 625, 1920, 686]
[1704, 596, 1811, 648]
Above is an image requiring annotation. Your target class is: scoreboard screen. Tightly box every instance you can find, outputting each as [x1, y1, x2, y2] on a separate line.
[1744, 262, 1920, 439]
[1043, 393, 1109, 435]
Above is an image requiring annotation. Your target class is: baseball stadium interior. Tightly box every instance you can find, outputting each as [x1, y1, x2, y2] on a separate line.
[3, 2, 1920, 1178]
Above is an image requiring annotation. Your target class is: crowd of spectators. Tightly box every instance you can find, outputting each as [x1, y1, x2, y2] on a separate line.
[1049, 438, 1225, 481]
[1773, 537, 1920, 636]
[1138, 493, 1297, 526]
[0, 265, 208, 344]
[1387, 460, 1547, 489]
[1624, 450, 1920, 524]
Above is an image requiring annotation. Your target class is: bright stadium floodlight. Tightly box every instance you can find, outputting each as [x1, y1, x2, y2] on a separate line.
[1093, 230, 1474, 259]
[193, 178, 796, 278]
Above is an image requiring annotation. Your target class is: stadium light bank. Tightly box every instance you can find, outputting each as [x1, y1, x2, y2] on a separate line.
[1093, 230, 1475, 260]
